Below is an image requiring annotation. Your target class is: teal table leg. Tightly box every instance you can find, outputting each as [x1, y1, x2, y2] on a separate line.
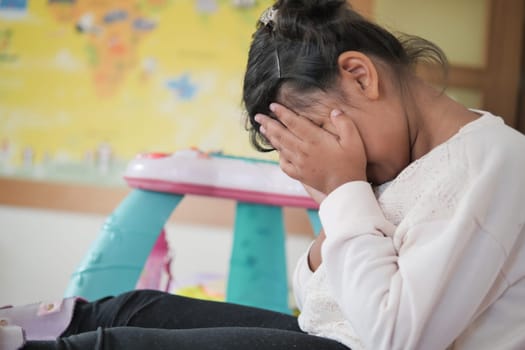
[226, 202, 289, 314]
[64, 190, 184, 301]
[307, 209, 322, 236]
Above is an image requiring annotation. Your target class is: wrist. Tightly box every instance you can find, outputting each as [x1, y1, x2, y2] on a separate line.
[324, 174, 366, 195]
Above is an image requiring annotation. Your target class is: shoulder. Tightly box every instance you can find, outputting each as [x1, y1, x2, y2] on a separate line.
[377, 114, 524, 226]
[457, 111, 525, 175]
[454, 111, 525, 243]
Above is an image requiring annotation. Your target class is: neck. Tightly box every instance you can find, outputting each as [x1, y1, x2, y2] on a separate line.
[405, 79, 479, 161]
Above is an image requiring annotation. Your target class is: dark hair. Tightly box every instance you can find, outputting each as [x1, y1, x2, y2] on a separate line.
[242, 0, 448, 152]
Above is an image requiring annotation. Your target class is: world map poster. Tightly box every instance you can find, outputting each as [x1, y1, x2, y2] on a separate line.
[0, 0, 272, 186]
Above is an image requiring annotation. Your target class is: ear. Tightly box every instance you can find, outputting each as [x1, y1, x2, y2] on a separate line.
[337, 51, 379, 100]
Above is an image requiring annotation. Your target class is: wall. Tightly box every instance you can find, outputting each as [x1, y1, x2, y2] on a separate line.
[374, 0, 489, 110]
[0, 0, 275, 187]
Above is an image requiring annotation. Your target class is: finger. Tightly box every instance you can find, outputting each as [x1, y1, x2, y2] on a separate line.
[279, 156, 299, 181]
[256, 113, 302, 151]
[329, 109, 362, 149]
[276, 146, 298, 164]
[270, 103, 322, 140]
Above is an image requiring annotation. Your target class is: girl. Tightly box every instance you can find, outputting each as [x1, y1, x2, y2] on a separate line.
[8, 0, 525, 349]
[247, 0, 525, 349]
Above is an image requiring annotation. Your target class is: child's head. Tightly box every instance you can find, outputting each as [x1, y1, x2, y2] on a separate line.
[243, 0, 447, 153]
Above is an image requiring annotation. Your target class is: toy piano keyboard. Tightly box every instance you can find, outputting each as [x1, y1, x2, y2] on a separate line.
[65, 149, 321, 314]
[125, 149, 318, 208]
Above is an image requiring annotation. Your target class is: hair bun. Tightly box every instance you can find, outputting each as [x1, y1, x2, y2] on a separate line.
[277, 0, 345, 20]
[274, 0, 348, 39]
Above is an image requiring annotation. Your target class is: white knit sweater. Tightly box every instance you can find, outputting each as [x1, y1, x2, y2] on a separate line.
[293, 112, 525, 350]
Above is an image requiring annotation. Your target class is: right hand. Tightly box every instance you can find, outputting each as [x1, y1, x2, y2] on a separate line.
[256, 105, 367, 196]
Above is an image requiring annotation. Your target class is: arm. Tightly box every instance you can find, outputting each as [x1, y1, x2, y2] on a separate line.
[292, 229, 326, 310]
[293, 184, 326, 309]
[319, 180, 512, 349]
[302, 184, 327, 272]
[258, 103, 368, 314]
[307, 229, 325, 271]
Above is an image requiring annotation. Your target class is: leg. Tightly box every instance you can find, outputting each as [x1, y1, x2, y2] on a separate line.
[24, 327, 350, 350]
[64, 290, 301, 335]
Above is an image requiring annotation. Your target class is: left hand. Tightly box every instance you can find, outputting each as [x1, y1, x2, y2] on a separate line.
[255, 103, 367, 195]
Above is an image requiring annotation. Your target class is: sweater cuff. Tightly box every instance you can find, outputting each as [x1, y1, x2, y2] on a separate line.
[319, 181, 386, 238]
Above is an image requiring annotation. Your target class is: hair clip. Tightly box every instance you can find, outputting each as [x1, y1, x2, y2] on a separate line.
[259, 6, 278, 27]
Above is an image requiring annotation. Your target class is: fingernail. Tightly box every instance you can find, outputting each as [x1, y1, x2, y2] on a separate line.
[330, 109, 342, 118]
[269, 103, 277, 112]
[254, 114, 262, 123]
[259, 125, 266, 134]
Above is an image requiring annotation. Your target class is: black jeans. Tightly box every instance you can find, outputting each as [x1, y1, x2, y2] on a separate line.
[23, 290, 350, 350]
